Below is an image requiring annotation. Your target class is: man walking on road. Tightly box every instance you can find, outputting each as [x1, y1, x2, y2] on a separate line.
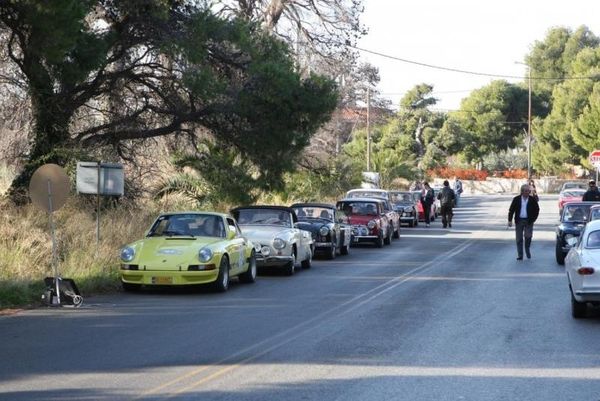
[421, 182, 434, 227]
[508, 184, 540, 260]
[582, 180, 600, 201]
[438, 180, 456, 228]
[454, 177, 463, 207]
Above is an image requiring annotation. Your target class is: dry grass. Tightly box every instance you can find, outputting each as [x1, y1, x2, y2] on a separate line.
[0, 196, 162, 308]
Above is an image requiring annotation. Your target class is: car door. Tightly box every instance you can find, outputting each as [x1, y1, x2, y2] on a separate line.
[225, 217, 247, 275]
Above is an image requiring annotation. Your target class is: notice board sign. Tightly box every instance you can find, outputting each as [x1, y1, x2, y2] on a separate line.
[76, 162, 124, 196]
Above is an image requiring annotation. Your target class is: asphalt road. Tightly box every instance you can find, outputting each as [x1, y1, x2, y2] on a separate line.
[1, 195, 600, 401]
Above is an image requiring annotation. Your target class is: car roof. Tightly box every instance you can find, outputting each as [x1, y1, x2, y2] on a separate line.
[585, 219, 600, 231]
[161, 211, 229, 218]
[290, 202, 335, 209]
[337, 197, 385, 204]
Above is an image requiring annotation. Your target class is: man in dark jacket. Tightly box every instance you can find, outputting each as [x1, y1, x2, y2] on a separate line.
[508, 184, 540, 260]
[438, 180, 456, 228]
[421, 182, 434, 227]
[582, 180, 600, 201]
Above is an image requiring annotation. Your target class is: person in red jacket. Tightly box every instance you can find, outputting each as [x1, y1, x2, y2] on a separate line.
[508, 184, 540, 260]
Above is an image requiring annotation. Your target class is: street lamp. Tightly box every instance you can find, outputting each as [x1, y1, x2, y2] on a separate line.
[515, 61, 532, 180]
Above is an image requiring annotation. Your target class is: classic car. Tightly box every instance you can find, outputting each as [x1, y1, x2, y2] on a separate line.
[558, 188, 585, 215]
[432, 186, 443, 217]
[119, 212, 256, 292]
[345, 188, 400, 239]
[411, 191, 437, 223]
[336, 197, 391, 248]
[560, 181, 587, 192]
[291, 203, 352, 259]
[588, 205, 600, 222]
[231, 206, 313, 275]
[389, 190, 418, 227]
[555, 202, 600, 265]
[565, 219, 600, 318]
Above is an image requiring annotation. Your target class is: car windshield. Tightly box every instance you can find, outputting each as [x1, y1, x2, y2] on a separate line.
[148, 214, 225, 238]
[346, 191, 387, 199]
[561, 190, 585, 198]
[338, 201, 378, 216]
[390, 192, 413, 203]
[292, 206, 333, 221]
[236, 209, 292, 227]
[563, 205, 592, 223]
[586, 230, 600, 248]
[562, 183, 586, 191]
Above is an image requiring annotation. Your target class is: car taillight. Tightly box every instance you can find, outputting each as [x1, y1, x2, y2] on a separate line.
[577, 267, 595, 275]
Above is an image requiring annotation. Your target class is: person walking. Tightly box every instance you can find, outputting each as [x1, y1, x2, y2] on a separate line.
[528, 179, 539, 202]
[437, 180, 456, 228]
[454, 177, 463, 207]
[582, 180, 600, 201]
[421, 182, 434, 227]
[508, 184, 540, 260]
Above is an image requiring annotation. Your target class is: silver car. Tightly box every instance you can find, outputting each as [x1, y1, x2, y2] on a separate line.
[565, 219, 600, 318]
[231, 206, 313, 276]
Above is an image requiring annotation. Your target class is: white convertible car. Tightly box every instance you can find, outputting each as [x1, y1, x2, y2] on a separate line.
[565, 219, 600, 318]
[231, 206, 313, 276]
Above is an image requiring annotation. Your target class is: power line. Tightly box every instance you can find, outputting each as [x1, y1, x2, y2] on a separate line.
[351, 45, 600, 81]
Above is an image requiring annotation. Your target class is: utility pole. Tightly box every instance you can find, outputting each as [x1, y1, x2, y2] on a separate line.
[527, 66, 532, 180]
[366, 86, 371, 171]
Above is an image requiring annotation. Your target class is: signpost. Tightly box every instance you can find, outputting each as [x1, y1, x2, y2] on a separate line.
[589, 150, 600, 182]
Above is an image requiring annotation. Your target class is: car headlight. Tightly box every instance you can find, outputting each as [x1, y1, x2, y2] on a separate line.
[404, 206, 413, 213]
[273, 238, 286, 249]
[261, 246, 271, 256]
[367, 220, 376, 229]
[254, 243, 262, 252]
[319, 226, 329, 236]
[565, 234, 575, 241]
[198, 247, 213, 263]
[120, 246, 135, 262]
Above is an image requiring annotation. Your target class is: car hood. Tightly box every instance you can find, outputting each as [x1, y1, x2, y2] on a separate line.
[295, 220, 329, 234]
[559, 222, 586, 234]
[238, 225, 293, 241]
[135, 237, 221, 268]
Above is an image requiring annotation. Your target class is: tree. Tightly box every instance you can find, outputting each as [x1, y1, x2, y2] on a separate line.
[0, 0, 338, 198]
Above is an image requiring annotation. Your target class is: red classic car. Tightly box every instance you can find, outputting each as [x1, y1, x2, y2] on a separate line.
[336, 198, 391, 248]
[558, 189, 586, 215]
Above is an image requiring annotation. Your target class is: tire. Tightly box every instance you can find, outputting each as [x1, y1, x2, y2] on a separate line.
[301, 246, 313, 269]
[213, 255, 230, 292]
[408, 220, 414, 228]
[326, 243, 336, 260]
[376, 233, 384, 248]
[571, 292, 587, 318]
[284, 248, 296, 276]
[414, 217, 418, 227]
[555, 241, 566, 265]
[122, 282, 141, 292]
[393, 225, 400, 239]
[239, 250, 257, 284]
[384, 228, 391, 245]
[340, 241, 350, 255]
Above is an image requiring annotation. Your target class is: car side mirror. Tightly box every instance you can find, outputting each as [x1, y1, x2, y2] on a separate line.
[227, 228, 236, 240]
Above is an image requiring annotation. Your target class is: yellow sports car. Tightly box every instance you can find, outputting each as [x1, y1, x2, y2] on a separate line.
[119, 212, 256, 292]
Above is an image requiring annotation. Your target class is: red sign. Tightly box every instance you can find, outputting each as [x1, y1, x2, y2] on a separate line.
[590, 150, 600, 167]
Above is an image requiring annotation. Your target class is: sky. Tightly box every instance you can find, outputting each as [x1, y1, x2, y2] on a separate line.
[357, 0, 600, 111]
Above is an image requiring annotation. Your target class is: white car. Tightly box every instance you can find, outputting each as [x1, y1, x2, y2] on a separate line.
[565, 219, 600, 318]
[231, 206, 313, 276]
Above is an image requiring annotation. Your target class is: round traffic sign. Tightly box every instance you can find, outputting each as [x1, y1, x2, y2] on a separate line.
[29, 164, 70, 212]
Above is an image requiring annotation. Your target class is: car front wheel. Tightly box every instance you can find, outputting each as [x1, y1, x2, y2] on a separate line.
[284, 249, 297, 276]
[555, 241, 566, 265]
[239, 251, 257, 284]
[213, 255, 230, 292]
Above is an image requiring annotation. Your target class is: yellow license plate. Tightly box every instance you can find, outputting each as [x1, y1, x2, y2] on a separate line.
[152, 276, 173, 285]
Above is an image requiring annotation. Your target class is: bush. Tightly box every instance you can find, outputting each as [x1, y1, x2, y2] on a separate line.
[427, 167, 488, 181]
